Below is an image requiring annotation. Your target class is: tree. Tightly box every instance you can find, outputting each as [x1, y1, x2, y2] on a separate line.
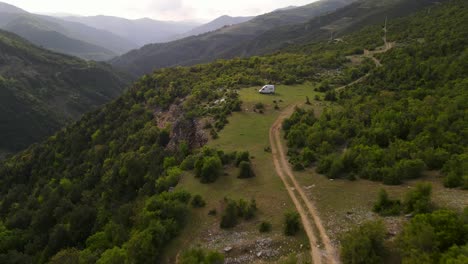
[96, 247, 126, 264]
[220, 200, 238, 229]
[48, 248, 81, 264]
[200, 156, 223, 183]
[284, 212, 301, 236]
[340, 221, 386, 264]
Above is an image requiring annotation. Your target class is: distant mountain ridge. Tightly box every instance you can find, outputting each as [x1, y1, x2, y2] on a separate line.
[62, 15, 200, 46]
[111, 0, 355, 76]
[0, 2, 137, 60]
[177, 15, 254, 38]
[0, 2, 26, 13]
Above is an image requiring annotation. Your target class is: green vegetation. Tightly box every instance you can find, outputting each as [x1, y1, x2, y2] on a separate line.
[259, 221, 273, 233]
[283, 1, 468, 188]
[284, 212, 301, 236]
[191, 195, 207, 208]
[373, 189, 401, 216]
[238, 161, 255, 179]
[220, 198, 257, 229]
[397, 209, 468, 263]
[0, 29, 129, 154]
[340, 221, 386, 264]
[180, 248, 224, 264]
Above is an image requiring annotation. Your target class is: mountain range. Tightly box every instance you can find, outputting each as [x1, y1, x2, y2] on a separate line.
[110, 0, 355, 76]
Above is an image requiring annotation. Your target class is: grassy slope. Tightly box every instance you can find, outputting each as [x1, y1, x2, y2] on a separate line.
[170, 82, 467, 262]
[167, 84, 325, 263]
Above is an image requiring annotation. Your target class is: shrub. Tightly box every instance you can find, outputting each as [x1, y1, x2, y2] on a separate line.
[196, 156, 223, 183]
[235, 151, 250, 167]
[180, 155, 196, 171]
[259, 221, 272, 233]
[191, 195, 206, 208]
[254, 103, 265, 110]
[208, 209, 217, 216]
[373, 189, 401, 216]
[404, 183, 433, 214]
[340, 221, 386, 264]
[180, 248, 224, 264]
[220, 200, 238, 229]
[238, 161, 255, 179]
[284, 212, 301, 236]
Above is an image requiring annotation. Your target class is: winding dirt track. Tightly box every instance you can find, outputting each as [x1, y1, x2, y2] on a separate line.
[336, 41, 395, 91]
[269, 106, 339, 264]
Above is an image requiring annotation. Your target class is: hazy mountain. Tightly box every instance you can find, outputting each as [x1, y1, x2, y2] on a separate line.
[62, 15, 200, 46]
[0, 1, 27, 13]
[177, 15, 254, 38]
[0, 29, 130, 154]
[223, 0, 444, 58]
[4, 16, 117, 60]
[111, 0, 354, 76]
[0, 2, 137, 60]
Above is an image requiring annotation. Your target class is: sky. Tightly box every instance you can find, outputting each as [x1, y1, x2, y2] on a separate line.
[3, 0, 318, 22]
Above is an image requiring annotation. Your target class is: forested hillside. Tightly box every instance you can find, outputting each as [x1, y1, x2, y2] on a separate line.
[0, 0, 466, 263]
[0, 16, 357, 264]
[110, 0, 353, 76]
[110, 0, 443, 77]
[283, 0, 468, 188]
[0, 30, 130, 155]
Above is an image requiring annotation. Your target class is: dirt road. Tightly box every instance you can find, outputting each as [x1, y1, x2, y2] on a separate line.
[270, 106, 339, 264]
[336, 41, 395, 91]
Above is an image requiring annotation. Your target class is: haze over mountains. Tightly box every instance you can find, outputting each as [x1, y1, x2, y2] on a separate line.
[110, 0, 355, 76]
[0, 1, 256, 61]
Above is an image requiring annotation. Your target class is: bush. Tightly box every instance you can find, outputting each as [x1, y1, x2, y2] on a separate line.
[404, 182, 432, 214]
[196, 156, 223, 183]
[340, 221, 386, 264]
[220, 200, 238, 229]
[284, 212, 301, 236]
[180, 155, 196, 170]
[238, 161, 255, 179]
[191, 195, 206, 208]
[237, 199, 257, 220]
[259, 221, 272, 233]
[395, 159, 425, 180]
[180, 248, 224, 264]
[208, 209, 217, 216]
[254, 103, 265, 110]
[373, 189, 401, 216]
[235, 151, 250, 167]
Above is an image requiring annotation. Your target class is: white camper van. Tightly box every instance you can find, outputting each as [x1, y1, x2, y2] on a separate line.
[259, 85, 275, 94]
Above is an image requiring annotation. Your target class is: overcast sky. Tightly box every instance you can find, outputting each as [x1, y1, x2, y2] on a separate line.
[3, 0, 319, 21]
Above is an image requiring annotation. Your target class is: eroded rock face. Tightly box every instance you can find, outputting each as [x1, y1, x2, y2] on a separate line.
[154, 102, 208, 151]
[168, 117, 208, 151]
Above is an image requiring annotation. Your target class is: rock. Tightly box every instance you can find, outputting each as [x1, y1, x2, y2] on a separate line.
[224, 247, 233, 253]
[257, 251, 263, 257]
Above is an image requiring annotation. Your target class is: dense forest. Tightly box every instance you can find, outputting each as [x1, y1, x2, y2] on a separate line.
[0, 0, 466, 263]
[0, 29, 130, 155]
[283, 0, 468, 188]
